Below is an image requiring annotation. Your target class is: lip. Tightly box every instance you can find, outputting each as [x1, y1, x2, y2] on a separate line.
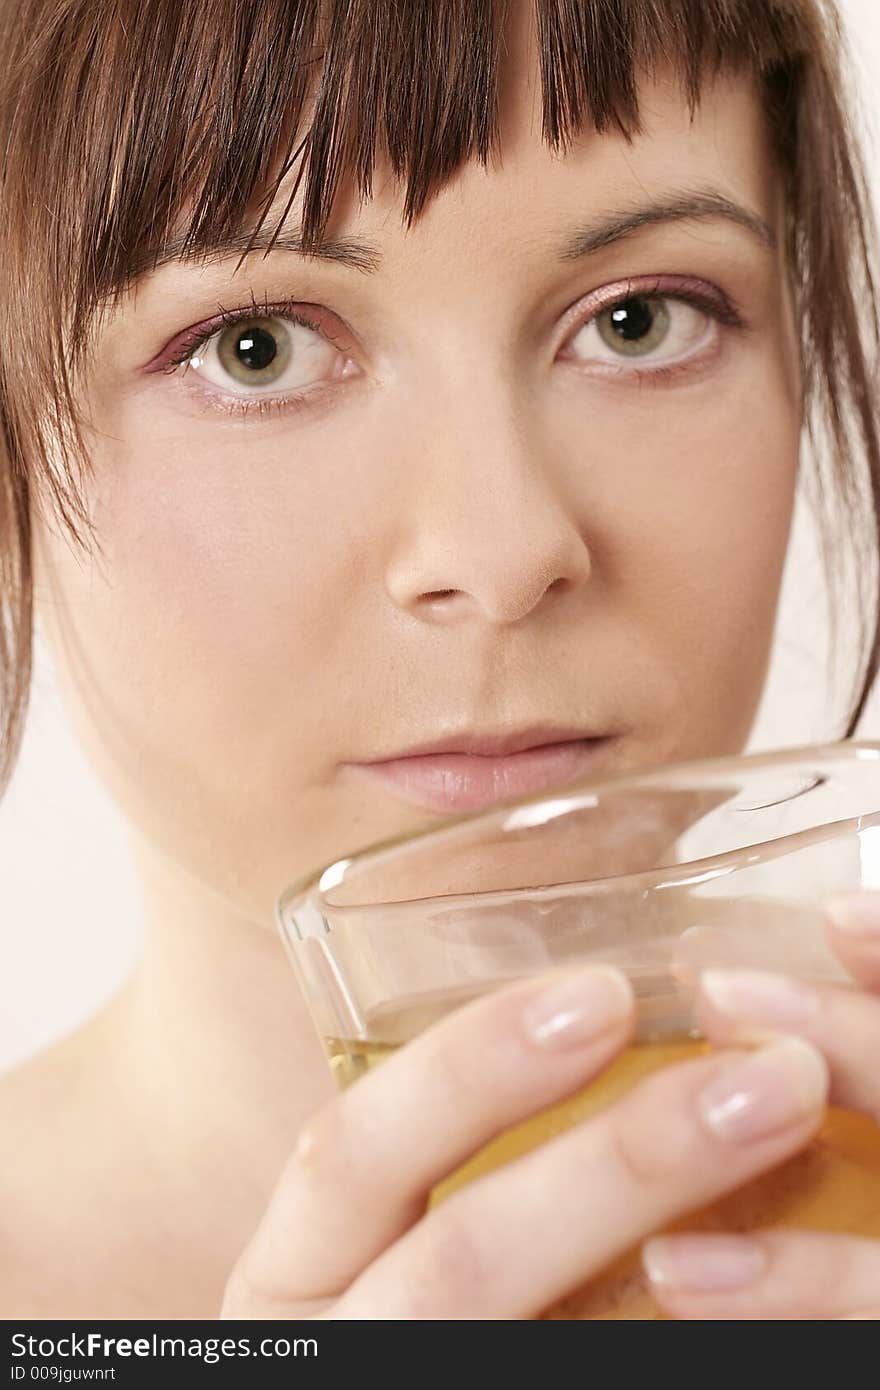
[343, 735, 617, 813]
[362, 724, 608, 760]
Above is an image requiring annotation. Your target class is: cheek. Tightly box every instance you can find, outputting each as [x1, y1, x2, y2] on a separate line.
[572, 355, 799, 758]
[35, 430, 366, 920]
[76, 398, 384, 722]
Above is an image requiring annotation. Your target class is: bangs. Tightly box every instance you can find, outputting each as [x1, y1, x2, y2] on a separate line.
[0, 0, 866, 541]
[4, 1, 811, 352]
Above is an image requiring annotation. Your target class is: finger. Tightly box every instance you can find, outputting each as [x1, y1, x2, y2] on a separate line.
[235, 965, 635, 1304]
[697, 968, 880, 1120]
[643, 1229, 880, 1319]
[335, 1037, 828, 1319]
[824, 891, 880, 991]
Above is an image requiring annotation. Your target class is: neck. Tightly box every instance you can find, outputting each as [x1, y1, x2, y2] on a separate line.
[106, 832, 336, 1231]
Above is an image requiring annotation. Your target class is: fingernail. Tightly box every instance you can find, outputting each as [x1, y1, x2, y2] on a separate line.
[698, 1036, 827, 1144]
[701, 969, 819, 1033]
[523, 967, 632, 1050]
[643, 1234, 767, 1292]
[825, 892, 880, 938]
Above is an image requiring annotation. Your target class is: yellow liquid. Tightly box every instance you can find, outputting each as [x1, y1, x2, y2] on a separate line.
[327, 1033, 880, 1319]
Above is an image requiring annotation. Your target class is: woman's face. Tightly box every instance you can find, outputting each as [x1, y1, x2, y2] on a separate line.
[32, 58, 800, 926]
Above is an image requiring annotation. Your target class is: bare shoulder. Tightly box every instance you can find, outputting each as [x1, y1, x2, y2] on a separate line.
[0, 1025, 114, 1316]
[0, 1034, 79, 1194]
[0, 1007, 222, 1318]
[0, 1051, 62, 1314]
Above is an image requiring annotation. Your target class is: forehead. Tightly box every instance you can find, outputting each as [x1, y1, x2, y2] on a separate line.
[104, 54, 772, 339]
[344, 67, 772, 261]
[239, 0, 767, 261]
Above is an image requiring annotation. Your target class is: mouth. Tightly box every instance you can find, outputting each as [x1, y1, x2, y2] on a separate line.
[342, 730, 618, 814]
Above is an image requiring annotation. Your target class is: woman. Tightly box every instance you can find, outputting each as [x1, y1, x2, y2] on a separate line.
[1, 0, 879, 1319]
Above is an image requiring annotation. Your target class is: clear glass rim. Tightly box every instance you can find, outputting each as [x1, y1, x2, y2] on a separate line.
[277, 738, 880, 920]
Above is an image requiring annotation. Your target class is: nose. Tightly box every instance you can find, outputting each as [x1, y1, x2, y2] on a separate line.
[384, 385, 594, 627]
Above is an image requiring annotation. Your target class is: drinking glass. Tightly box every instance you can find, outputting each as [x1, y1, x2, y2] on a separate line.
[277, 740, 880, 1319]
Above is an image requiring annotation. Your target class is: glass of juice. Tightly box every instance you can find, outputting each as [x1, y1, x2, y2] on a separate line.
[276, 740, 880, 1319]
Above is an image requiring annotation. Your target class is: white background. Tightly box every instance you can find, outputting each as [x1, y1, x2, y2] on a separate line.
[2, 0, 879, 1072]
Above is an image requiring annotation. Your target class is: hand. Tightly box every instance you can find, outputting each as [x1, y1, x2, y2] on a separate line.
[642, 889, 880, 1319]
[220, 962, 829, 1319]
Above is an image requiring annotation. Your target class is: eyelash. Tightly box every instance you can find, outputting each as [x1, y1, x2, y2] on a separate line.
[158, 278, 746, 420]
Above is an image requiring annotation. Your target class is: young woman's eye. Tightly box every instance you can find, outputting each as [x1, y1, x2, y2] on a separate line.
[185, 314, 349, 396]
[569, 294, 713, 369]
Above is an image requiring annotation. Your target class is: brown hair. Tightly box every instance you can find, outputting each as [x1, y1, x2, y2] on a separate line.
[0, 0, 877, 795]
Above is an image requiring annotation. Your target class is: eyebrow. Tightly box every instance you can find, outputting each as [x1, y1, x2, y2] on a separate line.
[146, 187, 775, 278]
[557, 190, 776, 259]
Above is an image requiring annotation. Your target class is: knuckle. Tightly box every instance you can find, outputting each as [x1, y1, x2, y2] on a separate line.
[288, 1102, 348, 1188]
[605, 1107, 675, 1189]
[423, 1015, 512, 1116]
[220, 1236, 310, 1319]
[605, 1073, 704, 1189]
[405, 1205, 492, 1315]
[426, 1040, 486, 1114]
